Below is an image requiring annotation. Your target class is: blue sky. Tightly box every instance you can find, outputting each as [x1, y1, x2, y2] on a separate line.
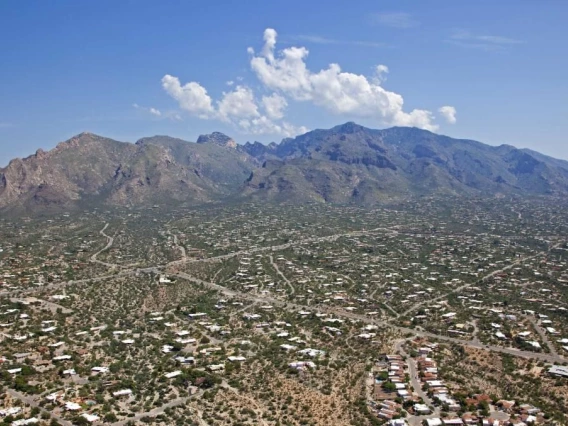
[1, 0, 567, 165]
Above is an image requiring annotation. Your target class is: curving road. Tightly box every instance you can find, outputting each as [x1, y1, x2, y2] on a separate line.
[394, 340, 441, 426]
[167, 226, 399, 269]
[6, 389, 73, 426]
[90, 223, 117, 268]
[110, 391, 203, 426]
[399, 241, 563, 318]
[170, 231, 187, 261]
[172, 271, 567, 364]
[269, 255, 295, 296]
[0, 266, 162, 299]
[1, 226, 565, 368]
[527, 315, 559, 358]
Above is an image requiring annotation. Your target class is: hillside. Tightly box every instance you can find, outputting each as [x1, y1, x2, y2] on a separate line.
[0, 132, 256, 212]
[2, 123, 568, 212]
[244, 123, 568, 204]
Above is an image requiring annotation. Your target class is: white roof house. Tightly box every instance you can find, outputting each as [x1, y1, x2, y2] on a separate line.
[65, 402, 81, 411]
[52, 355, 72, 361]
[549, 365, 568, 377]
[113, 389, 133, 397]
[81, 413, 100, 422]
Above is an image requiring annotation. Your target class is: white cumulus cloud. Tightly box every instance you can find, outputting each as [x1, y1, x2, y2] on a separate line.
[161, 28, 457, 137]
[161, 75, 214, 119]
[250, 28, 442, 131]
[373, 65, 389, 84]
[218, 86, 260, 121]
[438, 106, 457, 124]
[239, 116, 308, 137]
[133, 103, 162, 118]
[262, 93, 287, 119]
[161, 73, 305, 137]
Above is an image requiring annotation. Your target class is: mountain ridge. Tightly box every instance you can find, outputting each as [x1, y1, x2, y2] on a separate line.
[2, 123, 568, 213]
[243, 123, 568, 204]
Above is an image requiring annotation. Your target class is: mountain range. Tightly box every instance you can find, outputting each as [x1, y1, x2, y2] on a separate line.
[2, 122, 568, 213]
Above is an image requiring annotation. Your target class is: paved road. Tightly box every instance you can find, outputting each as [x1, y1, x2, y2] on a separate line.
[2, 263, 564, 364]
[1, 226, 565, 366]
[399, 242, 563, 318]
[399, 282, 472, 318]
[90, 223, 117, 268]
[269, 255, 295, 296]
[469, 320, 481, 344]
[230, 301, 258, 320]
[527, 315, 559, 358]
[395, 340, 433, 406]
[382, 302, 400, 318]
[5, 224, 565, 425]
[393, 340, 443, 426]
[6, 389, 73, 426]
[167, 226, 400, 269]
[173, 271, 567, 364]
[10, 297, 73, 314]
[111, 391, 202, 426]
[169, 231, 187, 261]
[0, 267, 162, 298]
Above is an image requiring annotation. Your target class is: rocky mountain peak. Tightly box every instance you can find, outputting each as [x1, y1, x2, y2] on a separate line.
[34, 148, 47, 159]
[332, 122, 365, 134]
[3, 123, 568, 213]
[54, 132, 105, 151]
[197, 132, 237, 148]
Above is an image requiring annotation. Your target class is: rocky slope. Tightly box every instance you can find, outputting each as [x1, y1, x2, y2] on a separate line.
[0, 132, 255, 212]
[244, 123, 568, 204]
[2, 124, 568, 212]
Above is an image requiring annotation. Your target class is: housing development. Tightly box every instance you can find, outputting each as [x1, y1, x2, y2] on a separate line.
[2, 0, 567, 423]
[1, 196, 567, 425]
